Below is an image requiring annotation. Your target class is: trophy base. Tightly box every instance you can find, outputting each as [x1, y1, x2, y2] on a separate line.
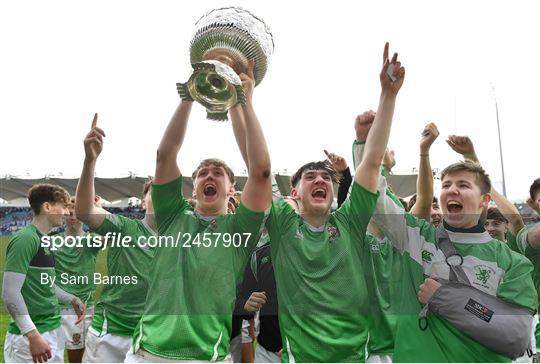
[177, 61, 246, 121]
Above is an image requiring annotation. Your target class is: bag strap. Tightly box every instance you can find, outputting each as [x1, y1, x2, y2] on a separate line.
[436, 225, 471, 285]
[419, 225, 471, 330]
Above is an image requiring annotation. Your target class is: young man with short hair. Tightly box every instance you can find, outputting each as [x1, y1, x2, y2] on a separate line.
[75, 114, 157, 362]
[3, 184, 85, 363]
[264, 43, 405, 362]
[485, 206, 509, 241]
[126, 61, 271, 362]
[517, 178, 540, 252]
[373, 158, 536, 361]
[54, 198, 99, 363]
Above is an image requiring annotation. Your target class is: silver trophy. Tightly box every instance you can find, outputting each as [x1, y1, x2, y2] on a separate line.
[177, 7, 274, 121]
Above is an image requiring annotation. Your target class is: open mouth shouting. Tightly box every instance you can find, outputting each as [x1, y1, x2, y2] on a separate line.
[311, 187, 327, 202]
[203, 183, 218, 198]
[446, 200, 463, 214]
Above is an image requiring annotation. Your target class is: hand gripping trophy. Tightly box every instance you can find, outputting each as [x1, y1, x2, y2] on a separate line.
[177, 7, 274, 121]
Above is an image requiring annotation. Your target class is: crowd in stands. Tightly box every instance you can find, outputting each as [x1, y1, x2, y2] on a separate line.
[0, 205, 145, 235]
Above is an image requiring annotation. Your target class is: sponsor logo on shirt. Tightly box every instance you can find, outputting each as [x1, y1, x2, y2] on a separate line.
[422, 250, 433, 263]
[370, 243, 380, 253]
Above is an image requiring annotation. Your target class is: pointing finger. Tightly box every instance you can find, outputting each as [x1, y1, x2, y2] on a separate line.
[383, 42, 389, 63]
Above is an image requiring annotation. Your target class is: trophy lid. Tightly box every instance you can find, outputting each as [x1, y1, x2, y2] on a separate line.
[190, 7, 274, 86]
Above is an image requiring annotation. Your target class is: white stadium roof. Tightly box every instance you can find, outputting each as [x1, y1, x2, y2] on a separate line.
[0, 173, 418, 206]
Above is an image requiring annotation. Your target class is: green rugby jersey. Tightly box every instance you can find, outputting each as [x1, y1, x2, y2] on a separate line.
[515, 225, 540, 306]
[133, 176, 266, 361]
[54, 232, 99, 308]
[363, 234, 400, 356]
[91, 214, 155, 336]
[5, 224, 60, 334]
[374, 178, 536, 362]
[515, 225, 540, 347]
[267, 181, 378, 362]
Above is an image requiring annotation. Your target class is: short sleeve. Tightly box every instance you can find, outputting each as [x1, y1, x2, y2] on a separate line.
[496, 248, 536, 311]
[516, 225, 537, 254]
[5, 234, 39, 274]
[338, 181, 379, 242]
[151, 176, 190, 233]
[232, 203, 267, 259]
[94, 214, 131, 235]
[506, 231, 519, 253]
[266, 199, 297, 253]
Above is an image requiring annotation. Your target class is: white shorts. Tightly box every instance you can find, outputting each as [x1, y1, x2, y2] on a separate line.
[125, 347, 233, 363]
[254, 344, 280, 363]
[61, 306, 93, 350]
[241, 319, 253, 344]
[4, 327, 64, 363]
[366, 354, 393, 363]
[229, 334, 242, 363]
[82, 327, 131, 363]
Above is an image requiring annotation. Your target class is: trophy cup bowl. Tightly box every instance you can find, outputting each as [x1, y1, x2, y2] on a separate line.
[177, 7, 274, 121]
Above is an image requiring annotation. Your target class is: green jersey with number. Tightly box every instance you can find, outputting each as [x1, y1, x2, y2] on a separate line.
[54, 232, 99, 307]
[5, 224, 60, 334]
[133, 176, 266, 361]
[363, 234, 400, 356]
[374, 177, 536, 362]
[266, 181, 378, 362]
[91, 214, 155, 336]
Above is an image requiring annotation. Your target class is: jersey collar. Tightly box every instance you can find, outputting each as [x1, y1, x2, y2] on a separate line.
[443, 220, 493, 244]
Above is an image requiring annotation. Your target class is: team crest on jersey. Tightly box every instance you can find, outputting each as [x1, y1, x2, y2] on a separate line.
[473, 265, 495, 288]
[326, 226, 340, 242]
[369, 243, 380, 253]
[43, 247, 51, 256]
[72, 333, 81, 344]
[261, 256, 270, 265]
[422, 250, 433, 263]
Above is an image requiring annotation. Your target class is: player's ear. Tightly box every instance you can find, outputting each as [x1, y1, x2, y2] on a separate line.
[480, 192, 491, 208]
[290, 188, 299, 198]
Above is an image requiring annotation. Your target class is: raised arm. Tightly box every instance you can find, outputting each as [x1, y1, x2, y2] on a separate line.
[230, 105, 248, 166]
[355, 43, 405, 193]
[490, 188, 524, 235]
[411, 123, 439, 220]
[446, 135, 479, 163]
[237, 61, 272, 212]
[154, 101, 193, 184]
[447, 135, 524, 234]
[75, 113, 110, 230]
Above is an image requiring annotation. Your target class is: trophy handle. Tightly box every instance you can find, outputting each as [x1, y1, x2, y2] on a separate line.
[235, 85, 246, 106]
[176, 82, 194, 102]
